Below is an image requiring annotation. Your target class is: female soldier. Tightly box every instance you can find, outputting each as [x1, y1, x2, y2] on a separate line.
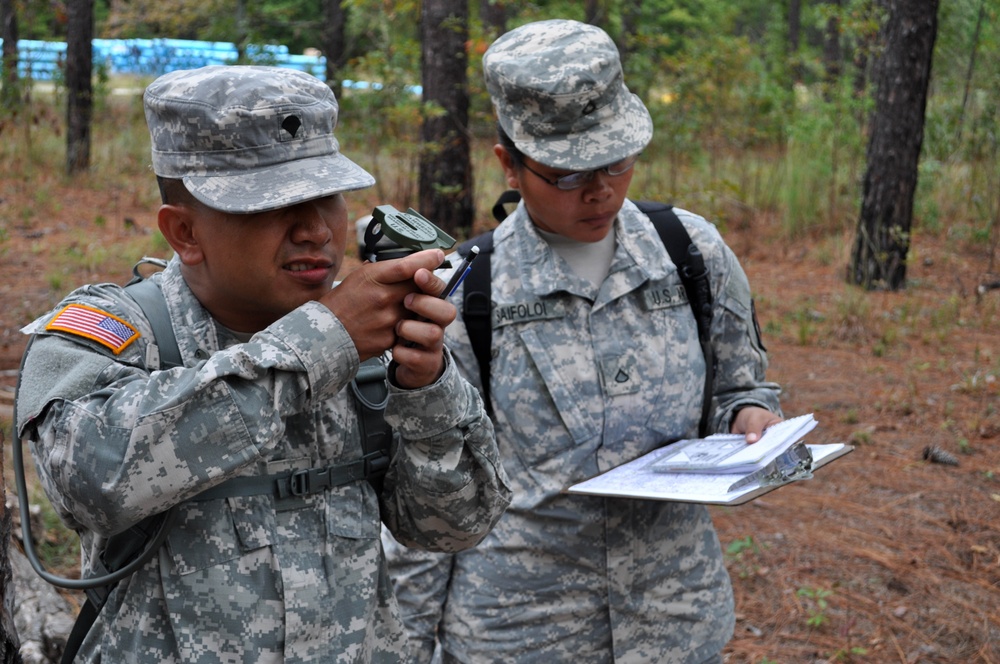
[385, 19, 782, 664]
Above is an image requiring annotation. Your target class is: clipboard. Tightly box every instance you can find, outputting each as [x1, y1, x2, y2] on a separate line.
[563, 443, 854, 505]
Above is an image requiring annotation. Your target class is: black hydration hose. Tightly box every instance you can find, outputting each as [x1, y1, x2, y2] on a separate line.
[11, 339, 177, 590]
[11, 432, 177, 590]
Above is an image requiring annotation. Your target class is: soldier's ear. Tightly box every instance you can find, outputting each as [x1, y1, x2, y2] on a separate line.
[157, 203, 204, 266]
[494, 145, 520, 190]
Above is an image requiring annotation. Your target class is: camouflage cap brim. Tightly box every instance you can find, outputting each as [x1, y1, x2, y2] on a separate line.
[183, 151, 374, 214]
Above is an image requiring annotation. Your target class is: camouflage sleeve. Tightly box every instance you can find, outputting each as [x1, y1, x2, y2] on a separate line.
[379, 348, 511, 553]
[17, 301, 359, 536]
[684, 215, 783, 432]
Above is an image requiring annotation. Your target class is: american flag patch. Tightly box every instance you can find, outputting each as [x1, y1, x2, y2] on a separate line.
[46, 304, 140, 354]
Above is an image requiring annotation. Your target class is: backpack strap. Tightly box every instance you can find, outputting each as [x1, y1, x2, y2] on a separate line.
[457, 191, 520, 413]
[349, 358, 392, 494]
[461, 191, 715, 436]
[634, 201, 715, 437]
[491, 188, 523, 224]
[457, 231, 496, 417]
[59, 509, 178, 664]
[124, 274, 182, 370]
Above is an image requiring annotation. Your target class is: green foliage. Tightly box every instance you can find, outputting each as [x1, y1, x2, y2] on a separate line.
[33, 498, 82, 572]
[832, 646, 869, 661]
[797, 586, 834, 628]
[850, 429, 873, 446]
[724, 535, 763, 579]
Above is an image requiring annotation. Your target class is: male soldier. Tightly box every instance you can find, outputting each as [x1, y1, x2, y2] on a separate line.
[15, 65, 510, 663]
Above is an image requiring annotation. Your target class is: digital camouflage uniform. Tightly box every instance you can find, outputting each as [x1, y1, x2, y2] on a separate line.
[16, 245, 509, 661]
[15, 64, 510, 663]
[384, 199, 781, 663]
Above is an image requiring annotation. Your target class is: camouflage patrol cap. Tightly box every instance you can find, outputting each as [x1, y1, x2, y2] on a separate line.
[144, 65, 374, 214]
[482, 19, 653, 172]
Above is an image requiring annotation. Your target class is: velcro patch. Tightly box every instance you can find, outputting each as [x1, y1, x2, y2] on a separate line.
[492, 300, 564, 329]
[642, 280, 689, 310]
[46, 304, 140, 354]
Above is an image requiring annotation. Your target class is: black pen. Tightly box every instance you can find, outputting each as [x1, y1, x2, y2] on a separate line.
[400, 246, 480, 349]
[441, 246, 479, 299]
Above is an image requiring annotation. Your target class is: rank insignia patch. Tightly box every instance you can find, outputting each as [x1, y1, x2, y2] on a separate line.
[46, 304, 140, 354]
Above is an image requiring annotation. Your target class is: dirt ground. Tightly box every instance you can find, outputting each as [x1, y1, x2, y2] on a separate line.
[1, 173, 998, 663]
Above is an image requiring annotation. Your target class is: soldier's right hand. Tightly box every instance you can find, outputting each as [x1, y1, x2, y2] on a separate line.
[319, 249, 446, 361]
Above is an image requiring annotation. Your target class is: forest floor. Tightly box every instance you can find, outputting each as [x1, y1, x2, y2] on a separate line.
[1, 166, 998, 663]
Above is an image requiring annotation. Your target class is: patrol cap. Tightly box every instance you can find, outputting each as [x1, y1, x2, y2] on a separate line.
[144, 65, 375, 214]
[482, 19, 653, 172]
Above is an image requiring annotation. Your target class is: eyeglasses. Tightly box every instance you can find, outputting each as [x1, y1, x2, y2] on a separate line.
[520, 154, 640, 191]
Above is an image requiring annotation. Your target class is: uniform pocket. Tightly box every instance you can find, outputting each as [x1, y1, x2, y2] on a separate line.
[493, 327, 600, 468]
[165, 500, 251, 575]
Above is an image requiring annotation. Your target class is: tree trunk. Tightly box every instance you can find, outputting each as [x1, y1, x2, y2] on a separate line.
[1, 432, 24, 664]
[788, 0, 803, 83]
[322, 0, 347, 97]
[1, 0, 19, 110]
[418, 0, 472, 239]
[822, 0, 843, 100]
[65, 0, 94, 175]
[234, 0, 248, 62]
[956, 0, 985, 144]
[618, 0, 640, 71]
[479, 0, 507, 41]
[848, 0, 940, 291]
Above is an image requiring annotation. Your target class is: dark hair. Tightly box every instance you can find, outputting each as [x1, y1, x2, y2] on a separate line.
[497, 124, 525, 169]
[157, 176, 201, 208]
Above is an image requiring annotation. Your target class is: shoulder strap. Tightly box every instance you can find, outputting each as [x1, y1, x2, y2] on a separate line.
[490, 189, 522, 224]
[458, 188, 510, 408]
[634, 201, 715, 437]
[124, 277, 182, 370]
[349, 358, 392, 493]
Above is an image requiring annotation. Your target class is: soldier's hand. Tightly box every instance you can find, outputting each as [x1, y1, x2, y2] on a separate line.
[389, 266, 456, 388]
[320, 249, 447, 364]
[730, 406, 783, 443]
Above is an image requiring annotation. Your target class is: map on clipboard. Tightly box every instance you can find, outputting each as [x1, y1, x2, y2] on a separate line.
[565, 414, 853, 505]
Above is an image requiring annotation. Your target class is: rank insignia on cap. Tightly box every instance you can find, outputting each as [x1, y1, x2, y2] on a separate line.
[46, 304, 140, 354]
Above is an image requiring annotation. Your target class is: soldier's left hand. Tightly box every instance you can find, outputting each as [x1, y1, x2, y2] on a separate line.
[730, 407, 783, 443]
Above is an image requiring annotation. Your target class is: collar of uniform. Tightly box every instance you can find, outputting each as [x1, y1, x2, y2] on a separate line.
[503, 205, 594, 299]
[159, 256, 222, 364]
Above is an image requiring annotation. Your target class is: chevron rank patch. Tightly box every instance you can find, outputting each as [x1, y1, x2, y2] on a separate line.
[46, 303, 140, 354]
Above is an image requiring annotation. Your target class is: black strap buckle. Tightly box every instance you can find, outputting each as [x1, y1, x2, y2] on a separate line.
[364, 452, 390, 479]
[287, 467, 327, 497]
